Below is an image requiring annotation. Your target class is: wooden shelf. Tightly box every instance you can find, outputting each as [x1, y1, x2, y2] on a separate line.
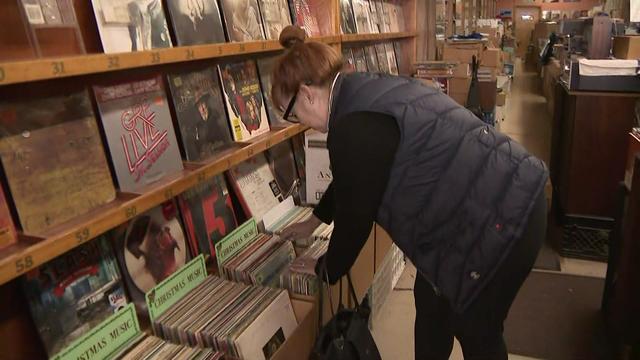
[0, 36, 341, 86]
[340, 31, 417, 44]
[0, 124, 307, 286]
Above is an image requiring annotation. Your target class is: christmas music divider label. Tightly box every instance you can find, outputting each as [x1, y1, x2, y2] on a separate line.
[52, 303, 140, 360]
[145, 254, 208, 322]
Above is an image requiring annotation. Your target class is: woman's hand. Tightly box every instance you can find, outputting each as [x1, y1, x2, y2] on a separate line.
[279, 215, 323, 243]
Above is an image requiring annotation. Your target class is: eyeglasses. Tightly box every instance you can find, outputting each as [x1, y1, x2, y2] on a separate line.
[282, 92, 299, 123]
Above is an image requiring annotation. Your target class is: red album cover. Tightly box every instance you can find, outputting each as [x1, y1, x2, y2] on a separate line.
[178, 174, 238, 258]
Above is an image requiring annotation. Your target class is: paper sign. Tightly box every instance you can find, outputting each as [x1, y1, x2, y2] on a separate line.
[145, 254, 207, 322]
[52, 303, 140, 360]
[215, 218, 258, 268]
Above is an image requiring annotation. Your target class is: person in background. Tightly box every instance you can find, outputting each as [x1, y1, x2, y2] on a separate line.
[275, 25, 548, 360]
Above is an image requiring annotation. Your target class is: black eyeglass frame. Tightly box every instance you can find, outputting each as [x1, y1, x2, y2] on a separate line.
[282, 92, 298, 123]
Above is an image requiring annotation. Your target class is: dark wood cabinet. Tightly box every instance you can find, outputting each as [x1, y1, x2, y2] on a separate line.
[551, 84, 640, 218]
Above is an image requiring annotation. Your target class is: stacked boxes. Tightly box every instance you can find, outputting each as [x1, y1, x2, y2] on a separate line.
[443, 41, 483, 106]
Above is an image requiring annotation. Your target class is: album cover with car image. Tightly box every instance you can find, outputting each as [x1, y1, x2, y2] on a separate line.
[21, 235, 128, 357]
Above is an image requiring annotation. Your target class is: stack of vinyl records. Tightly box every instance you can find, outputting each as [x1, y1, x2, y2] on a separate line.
[280, 239, 329, 296]
[117, 334, 224, 359]
[153, 276, 298, 359]
[220, 233, 295, 288]
[265, 206, 334, 245]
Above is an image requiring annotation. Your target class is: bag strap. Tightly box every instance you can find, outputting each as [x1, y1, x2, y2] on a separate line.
[346, 272, 359, 308]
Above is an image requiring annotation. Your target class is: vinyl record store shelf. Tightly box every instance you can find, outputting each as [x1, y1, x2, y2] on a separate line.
[0, 124, 307, 286]
[341, 31, 417, 43]
[0, 33, 420, 86]
[0, 12, 417, 288]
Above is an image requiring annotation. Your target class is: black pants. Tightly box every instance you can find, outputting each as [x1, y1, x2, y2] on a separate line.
[414, 190, 547, 360]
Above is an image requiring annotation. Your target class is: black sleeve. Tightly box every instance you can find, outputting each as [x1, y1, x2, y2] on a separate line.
[312, 182, 334, 224]
[315, 111, 400, 284]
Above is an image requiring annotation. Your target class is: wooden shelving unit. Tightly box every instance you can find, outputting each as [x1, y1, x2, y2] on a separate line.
[0, 36, 341, 86]
[0, 0, 424, 288]
[340, 31, 417, 43]
[0, 124, 307, 286]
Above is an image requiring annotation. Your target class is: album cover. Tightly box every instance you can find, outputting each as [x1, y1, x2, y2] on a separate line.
[227, 153, 283, 222]
[168, 67, 233, 162]
[218, 60, 271, 141]
[21, 236, 127, 357]
[339, 0, 356, 34]
[291, 135, 306, 203]
[375, 43, 390, 73]
[393, 41, 404, 72]
[178, 174, 237, 258]
[166, 0, 226, 45]
[352, 47, 368, 72]
[289, 0, 321, 36]
[257, 56, 287, 128]
[364, 45, 380, 72]
[351, 0, 372, 33]
[367, 0, 382, 33]
[220, 0, 266, 41]
[93, 75, 184, 194]
[266, 141, 299, 200]
[258, 0, 292, 40]
[385, 42, 399, 75]
[373, 0, 388, 32]
[113, 200, 190, 316]
[342, 48, 356, 72]
[0, 185, 16, 250]
[0, 90, 116, 235]
[91, 0, 173, 53]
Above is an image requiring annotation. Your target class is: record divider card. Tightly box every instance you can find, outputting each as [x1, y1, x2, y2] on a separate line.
[50, 303, 141, 360]
[215, 218, 259, 274]
[145, 254, 208, 322]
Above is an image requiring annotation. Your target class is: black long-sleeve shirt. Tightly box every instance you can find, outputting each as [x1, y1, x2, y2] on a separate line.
[313, 111, 400, 283]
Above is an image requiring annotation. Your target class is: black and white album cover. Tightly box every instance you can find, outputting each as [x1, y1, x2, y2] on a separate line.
[258, 0, 292, 40]
[339, 0, 356, 34]
[166, 0, 226, 45]
[220, 0, 266, 42]
[92, 0, 173, 53]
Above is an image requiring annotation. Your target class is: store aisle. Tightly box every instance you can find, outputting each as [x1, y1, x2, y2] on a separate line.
[371, 61, 608, 359]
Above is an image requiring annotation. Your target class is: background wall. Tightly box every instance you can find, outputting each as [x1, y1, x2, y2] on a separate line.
[497, 0, 603, 17]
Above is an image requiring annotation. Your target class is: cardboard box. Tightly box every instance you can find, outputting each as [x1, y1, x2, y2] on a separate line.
[449, 91, 467, 106]
[272, 299, 316, 360]
[478, 67, 498, 82]
[613, 36, 640, 60]
[496, 92, 506, 106]
[481, 48, 502, 68]
[443, 47, 481, 65]
[478, 80, 497, 112]
[453, 63, 470, 78]
[449, 77, 472, 94]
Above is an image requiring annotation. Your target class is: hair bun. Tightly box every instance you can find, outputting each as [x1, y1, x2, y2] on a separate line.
[279, 25, 307, 49]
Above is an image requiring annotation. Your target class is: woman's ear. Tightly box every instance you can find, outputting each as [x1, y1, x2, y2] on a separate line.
[298, 84, 314, 105]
